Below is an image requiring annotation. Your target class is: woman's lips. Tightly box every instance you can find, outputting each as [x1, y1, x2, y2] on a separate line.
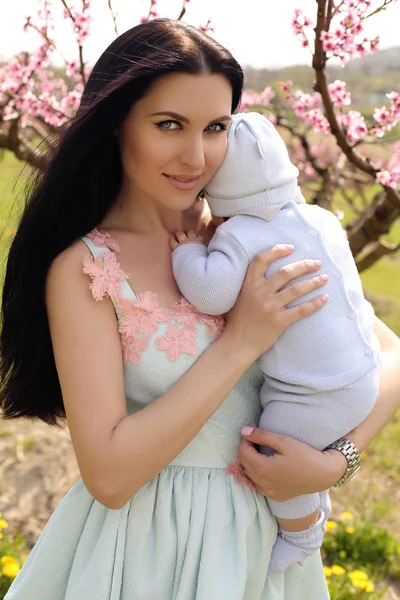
[163, 174, 201, 191]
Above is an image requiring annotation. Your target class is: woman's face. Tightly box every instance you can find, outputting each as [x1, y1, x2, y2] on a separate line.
[118, 72, 233, 212]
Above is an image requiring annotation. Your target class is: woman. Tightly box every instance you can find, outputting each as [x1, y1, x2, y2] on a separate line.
[1, 18, 399, 600]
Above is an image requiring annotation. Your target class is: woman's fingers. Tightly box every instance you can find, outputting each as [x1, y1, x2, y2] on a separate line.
[266, 259, 323, 294]
[282, 293, 329, 326]
[276, 273, 329, 306]
[245, 245, 295, 284]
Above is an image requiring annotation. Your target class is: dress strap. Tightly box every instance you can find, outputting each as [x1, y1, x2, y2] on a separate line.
[80, 232, 129, 318]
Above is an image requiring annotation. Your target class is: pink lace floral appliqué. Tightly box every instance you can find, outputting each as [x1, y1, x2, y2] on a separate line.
[118, 293, 170, 365]
[87, 228, 120, 252]
[83, 228, 226, 365]
[226, 459, 257, 492]
[172, 298, 225, 339]
[156, 322, 199, 362]
[83, 251, 128, 302]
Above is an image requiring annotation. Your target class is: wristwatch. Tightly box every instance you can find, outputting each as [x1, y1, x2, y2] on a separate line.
[325, 437, 361, 488]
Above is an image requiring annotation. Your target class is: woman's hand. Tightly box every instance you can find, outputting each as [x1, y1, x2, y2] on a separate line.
[224, 244, 329, 361]
[237, 426, 348, 501]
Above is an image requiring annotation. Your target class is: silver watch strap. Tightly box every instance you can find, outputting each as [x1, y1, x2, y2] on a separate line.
[325, 437, 361, 488]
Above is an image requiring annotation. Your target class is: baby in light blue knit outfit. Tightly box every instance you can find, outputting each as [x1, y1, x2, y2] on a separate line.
[171, 112, 380, 574]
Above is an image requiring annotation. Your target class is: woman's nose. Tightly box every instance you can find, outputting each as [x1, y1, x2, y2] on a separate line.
[179, 136, 206, 171]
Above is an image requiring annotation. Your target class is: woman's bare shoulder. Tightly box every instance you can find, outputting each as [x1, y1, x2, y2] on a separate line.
[45, 238, 95, 309]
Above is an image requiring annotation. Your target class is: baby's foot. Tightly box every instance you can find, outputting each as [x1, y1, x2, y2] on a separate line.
[268, 508, 326, 574]
[268, 535, 316, 574]
[170, 230, 205, 250]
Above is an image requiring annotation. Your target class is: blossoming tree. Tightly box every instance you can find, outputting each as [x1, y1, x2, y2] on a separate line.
[0, 0, 399, 270]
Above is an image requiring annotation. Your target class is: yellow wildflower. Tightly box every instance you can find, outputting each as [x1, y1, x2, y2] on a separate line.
[365, 582, 375, 593]
[331, 565, 345, 576]
[1, 556, 16, 565]
[2, 561, 20, 578]
[340, 511, 353, 520]
[326, 520, 337, 533]
[339, 550, 347, 559]
[0, 518, 8, 529]
[323, 566, 332, 577]
[0, 533, 3, 540]
[349, 570, 369, 589]
[346, 527, 355, 534]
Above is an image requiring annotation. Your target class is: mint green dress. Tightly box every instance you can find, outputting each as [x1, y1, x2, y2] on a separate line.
[5, 232, 330, 600]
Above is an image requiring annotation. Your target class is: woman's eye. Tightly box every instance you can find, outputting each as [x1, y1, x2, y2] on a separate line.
[157, 120, 180, 130]
[207, 123, 227, 133]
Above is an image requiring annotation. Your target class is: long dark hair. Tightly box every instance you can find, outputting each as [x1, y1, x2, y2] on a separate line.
[0, 18, 243, 425]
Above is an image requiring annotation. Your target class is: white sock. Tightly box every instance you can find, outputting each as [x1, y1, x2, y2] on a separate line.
[268, 508, 326, 574]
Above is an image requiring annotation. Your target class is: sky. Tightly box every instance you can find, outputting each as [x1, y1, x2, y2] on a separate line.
[1, 0, 400, 69]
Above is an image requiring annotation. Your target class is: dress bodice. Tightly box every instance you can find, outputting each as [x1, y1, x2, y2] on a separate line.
[81, 230, 264, 467]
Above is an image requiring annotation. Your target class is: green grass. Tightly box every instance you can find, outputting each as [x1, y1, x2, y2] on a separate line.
[0, 152, 27, 281]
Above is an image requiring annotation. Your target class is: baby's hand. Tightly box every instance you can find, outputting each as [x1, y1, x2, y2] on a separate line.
[170, 230, 206, 251]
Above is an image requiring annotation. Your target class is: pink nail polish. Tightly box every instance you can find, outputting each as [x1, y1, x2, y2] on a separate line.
[241, 426, 254, 436]
[322, 294, 330, 302]
[321, 274, 329, 281]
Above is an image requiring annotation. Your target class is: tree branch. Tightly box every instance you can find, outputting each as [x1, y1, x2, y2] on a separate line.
[107, 0, 119, 36]
[0, 120, 49, 171]
[312, 0, 400, 259]
[363, 0, 396, 21]
[177, 1, 187, 20]
[356, 239, 400, 273]
[275, 112, 327, 178]
[60, 0, 86, 85]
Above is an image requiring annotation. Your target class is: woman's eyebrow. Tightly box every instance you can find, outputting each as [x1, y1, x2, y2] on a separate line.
[149, 111, 231, 124]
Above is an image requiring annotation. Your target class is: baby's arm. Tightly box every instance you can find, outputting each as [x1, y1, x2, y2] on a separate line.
[170, 227, 250, 315]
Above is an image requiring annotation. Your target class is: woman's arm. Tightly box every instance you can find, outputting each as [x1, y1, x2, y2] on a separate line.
[346, 316, 400, 451]
[238, 315, 400, 501]
[46, 242, 328, 509]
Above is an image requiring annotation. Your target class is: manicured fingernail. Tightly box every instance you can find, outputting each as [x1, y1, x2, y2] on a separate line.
[241, 426, 254, 436]
[314, 260, 322, 267]
[285, 244, 295, 250]
[322, 294, 330, 302]
[320, 274, 329, 281]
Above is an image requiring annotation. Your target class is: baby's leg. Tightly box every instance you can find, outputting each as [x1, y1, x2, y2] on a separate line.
[258, 394, 338, 574]
[267, 492, 330, 574]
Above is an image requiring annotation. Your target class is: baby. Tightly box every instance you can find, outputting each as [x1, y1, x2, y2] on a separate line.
[170, 112, 380, 574]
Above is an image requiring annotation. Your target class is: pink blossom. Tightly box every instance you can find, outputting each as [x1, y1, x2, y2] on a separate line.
[83, 251, 128, 302]
[376, 144, 400, 189]
[156, 323, 199, 361]
[374, 107, 390, 123]
[260, 86, 275, 106]
[338, 111, 368, 145]
[376, 170, 396, 188]
[328, 80, 351, 107]
[280, 81, 293, 92]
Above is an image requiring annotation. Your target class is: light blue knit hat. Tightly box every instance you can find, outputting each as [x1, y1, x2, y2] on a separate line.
[204, 112, 299, 217]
